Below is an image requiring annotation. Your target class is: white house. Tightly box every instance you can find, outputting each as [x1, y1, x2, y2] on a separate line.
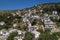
[0, 21, 5, 25]
[16, 30, 25, 40]
[8, 28, 17, 33]
[13, 23, 17, 27]
[44, 18, 55, 29]
[52, 10, 58, 16]
[32, 9, 37, 13]
[43, 13, 50, 20]
[17, 30, 22, 35]
[16, 10, 21, 15]
[14, 36, 22, 40]
[11, 13, 16, 16]
[28, 25, 38, 32]
[44, 13, 49, 17]
[31, 31, 40, 38]
[31, 15, 40, 19]
[0, 29, 9, 36]
[53, 10, 57, 15]
[40, 9, 43, 14]
[7, 16, 10, 18]
[40, 10, 43, 12]
[28, 9, 32, 17]
[23, 17, 29, 22]
[0, 36, 8, 40]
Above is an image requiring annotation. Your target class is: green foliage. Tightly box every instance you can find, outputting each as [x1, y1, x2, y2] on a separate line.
[38, 30, 60, 40]
[53, 32, 60, 38]
[38, 32, 58, 40]
[23, 32, 33, 40]
[38, 20, 43, 25]
[37, 29, 51, 34]
[7, 32, 18, 40]
[0, 13, 23, 30]
[37, 29, 44, 33]
[44, 29, 51, 34]
[50, 17, 60, 22]
[38, 29, 58, 40]
[31, 19, 37, 26]
[56, 22, 60, 27]
[16, 26, 27, 31]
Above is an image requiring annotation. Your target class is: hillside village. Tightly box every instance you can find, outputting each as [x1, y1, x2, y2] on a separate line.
[0, 3, 60, 40]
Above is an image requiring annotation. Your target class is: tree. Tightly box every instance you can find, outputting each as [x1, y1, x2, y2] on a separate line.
[38, 33, 58, 40]
[37, 29, 44, 33]
[56, 22, 60, 27]
[23, 32, 33, 40]
[38, 29, 58, 40]
[53, 32, 60, 38]
[31, 19, 37, 26]
[7, 32, 18, 40]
